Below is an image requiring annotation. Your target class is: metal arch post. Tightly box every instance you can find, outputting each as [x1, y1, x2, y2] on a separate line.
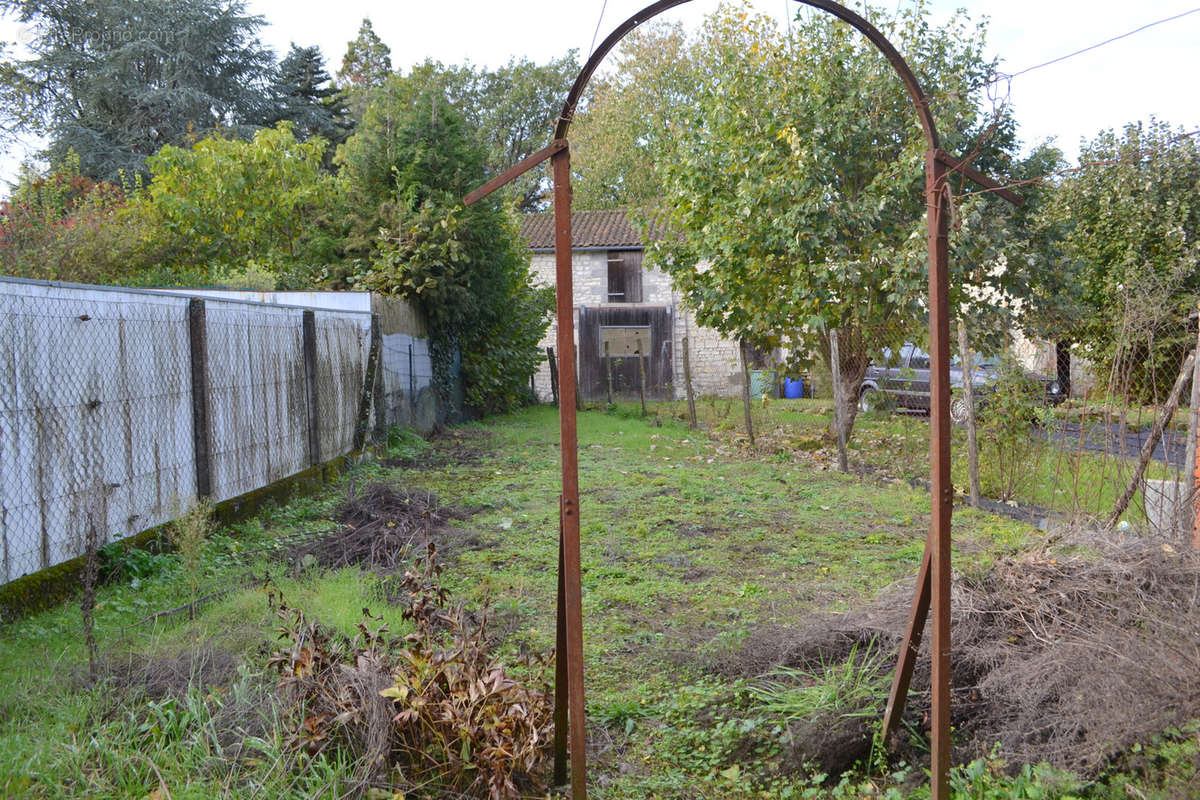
[551, 147, 588, 799]
[926, 150, 954, 800]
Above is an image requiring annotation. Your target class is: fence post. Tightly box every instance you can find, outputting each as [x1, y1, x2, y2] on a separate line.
[957, 321, 981, 507]
[683, 334, 697, 429]
[547, 346, 560, 407]
[372, 328, 388, 442]
[1188, 308, 1200, 547]
[302, 309, 321, 466]
[636, 338, 647, 416]
[830, 329, 847, 472]
[604, 340, 612, 405]
[353, 313, 382, 452]
[408, 342, 415, 402]
[188, 298, 213, 499]
[576, 357, 584, 412]
[740, 340, 755, 448]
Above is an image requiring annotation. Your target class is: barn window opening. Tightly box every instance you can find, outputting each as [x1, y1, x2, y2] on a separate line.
[607, 250, 643, 303]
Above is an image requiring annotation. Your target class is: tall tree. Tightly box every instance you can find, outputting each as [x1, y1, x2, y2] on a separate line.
[570, 21, 697, 210]
[269, 44, 352, 151]
[336, 17, 392, 119]
[466, 53, 579, 211]
[650, 3, 1009, 444]
[343, 87, 551, 413]
[142, 122, 337, 270]
[1, 0, 276, 181]
[401, 54, 580, 211]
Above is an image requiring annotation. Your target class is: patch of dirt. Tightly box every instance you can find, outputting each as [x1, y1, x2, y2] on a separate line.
[684, 532, 1200, 780]
[383, 428, 491, 469]
[287, 484, 471, 576]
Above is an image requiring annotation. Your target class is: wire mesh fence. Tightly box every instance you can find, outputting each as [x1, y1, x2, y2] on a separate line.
[0, 282, 195, 583]
[690, 308, 1200, 540]
[0, 279, 410, 586]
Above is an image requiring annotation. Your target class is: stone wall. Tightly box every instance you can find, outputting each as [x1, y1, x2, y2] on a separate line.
[529, 250, 742, 402]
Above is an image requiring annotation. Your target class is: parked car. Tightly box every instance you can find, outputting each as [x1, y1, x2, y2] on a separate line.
[858, 343, 1065, 424]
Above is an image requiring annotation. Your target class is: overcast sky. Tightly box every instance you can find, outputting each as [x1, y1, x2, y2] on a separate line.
[2, 0, 1197, 183]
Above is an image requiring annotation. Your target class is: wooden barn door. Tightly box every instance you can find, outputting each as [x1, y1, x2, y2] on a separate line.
[578, 307, 674, 402]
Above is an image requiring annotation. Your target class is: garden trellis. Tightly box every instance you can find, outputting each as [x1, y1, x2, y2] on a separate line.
[464, 2, 1020, 797]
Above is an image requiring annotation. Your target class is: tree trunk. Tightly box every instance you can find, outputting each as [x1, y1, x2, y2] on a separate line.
[823, 329, 869, 457]
[740, 340, 755, 448]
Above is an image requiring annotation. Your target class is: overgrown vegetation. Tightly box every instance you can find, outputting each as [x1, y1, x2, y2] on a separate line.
[270, 544, 554, 798]
[2, 407, 1196, 798]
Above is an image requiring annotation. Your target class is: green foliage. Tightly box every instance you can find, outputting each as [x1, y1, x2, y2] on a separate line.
[455, 53, 580, 211]
[0, 153, 170, 283]
[99, 540, 173, 584]
[950, 751, 1088, 800]
[2, 0, 276, 181]
[649, 3, 1009, 444]
[571, 20, 697, 210]
[748, 638, 888, 720]
[170, 501, 214, 618]
[141, 122, 341, 275]
[269, 44, 352, 152]
[1035, 119, 1200, 401]
[977, 357, 1050, 501]
[343, 87, 552, 414]
[337, 17, 392, 89]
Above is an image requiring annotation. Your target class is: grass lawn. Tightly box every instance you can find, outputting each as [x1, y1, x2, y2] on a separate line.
[0, 404, 1195, 799]
[655, 396, 1180, 524]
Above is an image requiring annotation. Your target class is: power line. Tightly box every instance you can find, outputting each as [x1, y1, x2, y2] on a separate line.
[588, 0, 610, 60]
[994, 6, 1200, 82]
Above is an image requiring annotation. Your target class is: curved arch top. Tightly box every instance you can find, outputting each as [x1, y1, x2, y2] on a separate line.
[553, 0, 940, 151]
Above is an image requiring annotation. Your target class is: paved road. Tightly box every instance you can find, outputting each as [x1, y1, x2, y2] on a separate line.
[895, 410, 1190, 468]
[1039, 420, 1188, 468]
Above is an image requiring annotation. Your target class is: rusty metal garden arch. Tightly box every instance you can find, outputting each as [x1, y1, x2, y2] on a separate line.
[464, 2, 1020, 797]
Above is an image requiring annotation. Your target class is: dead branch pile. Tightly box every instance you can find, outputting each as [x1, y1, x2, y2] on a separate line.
[705, 533, 1200, 777]
[948, 536, 1200, 773]
[287, 484, 464, 575]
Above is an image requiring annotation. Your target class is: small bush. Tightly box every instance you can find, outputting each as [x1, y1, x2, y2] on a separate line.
[978, 357, 1049, 501]
[269, 543, 554, 798]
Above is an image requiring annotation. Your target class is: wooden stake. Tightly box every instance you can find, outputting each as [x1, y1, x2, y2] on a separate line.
[637, 338, 647, 416]
[830, 329, 848, 472]
[604, 340, 612, 406]
[683, 335, 697, 429]
[957, 321, 981, 507]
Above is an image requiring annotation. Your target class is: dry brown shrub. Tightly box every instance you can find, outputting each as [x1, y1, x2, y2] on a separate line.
[269, 543, 554, 799]
[947, 534, 1200, 773]
[694, 532, 1200, 778]
[92, 643, 240, 699]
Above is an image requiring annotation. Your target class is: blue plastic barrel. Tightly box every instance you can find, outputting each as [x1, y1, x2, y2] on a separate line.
[784, 377, 804, 399]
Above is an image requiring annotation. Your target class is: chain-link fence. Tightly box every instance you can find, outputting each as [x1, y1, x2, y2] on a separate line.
[748, 308, 1200, 539]
[658, 304, 1199, 542]
[0, 281, 196, 583]
[0, 278, 440, 587]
